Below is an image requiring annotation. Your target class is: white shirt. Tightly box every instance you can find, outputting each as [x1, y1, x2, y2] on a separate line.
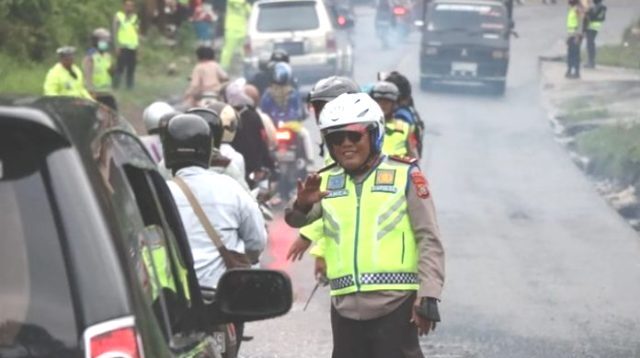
[220, 143, 246, 181]
[167, 166, 266, 288]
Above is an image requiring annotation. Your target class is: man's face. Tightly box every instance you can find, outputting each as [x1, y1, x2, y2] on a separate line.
[124, 1, 135, 13]
[60, 55, 74, 68]
[375, 98, 395, 119]
[326, 126, 371, 171]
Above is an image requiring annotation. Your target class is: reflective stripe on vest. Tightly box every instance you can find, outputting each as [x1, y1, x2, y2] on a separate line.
[92, 52, 112, 91]
[319, 156, 419, 296]
[382, 119, 410, 157]
[567, 7, 579, 33]
[588, 21, 602, 31]
[116, 11, 139, 49]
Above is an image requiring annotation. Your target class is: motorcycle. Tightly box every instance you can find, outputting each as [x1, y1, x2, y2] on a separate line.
[273, 122, 309, 203]
[391, 0, 413, 40]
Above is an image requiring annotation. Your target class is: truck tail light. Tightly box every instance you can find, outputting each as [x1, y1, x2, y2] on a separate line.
[393, 6, 407, 16]
[84, 317, 143, 358]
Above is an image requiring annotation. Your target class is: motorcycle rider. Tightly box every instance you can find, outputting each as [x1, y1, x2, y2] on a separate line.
[186, 107, 250, 192]
[370, 81, 419, 158]
[287, 75, 360, 262]
[140, 101, 178, 164]
[285, 93, 444, 357]
[375, 0, 394, 49]
[183, 46, 229, 107]
[205, 100, 248, 185]
[164, 113, 266, 289]
[382, 71, 425, 157]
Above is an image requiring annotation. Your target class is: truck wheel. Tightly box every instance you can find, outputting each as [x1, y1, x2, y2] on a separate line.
[420, 77, 432, 91]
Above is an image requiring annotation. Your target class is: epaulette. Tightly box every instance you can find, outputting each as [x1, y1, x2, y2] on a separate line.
[389, 155, 418, 165]
[318, 161, 338, 174]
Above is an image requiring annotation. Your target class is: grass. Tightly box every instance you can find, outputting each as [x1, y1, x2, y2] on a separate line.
[596, 44, 640, 69]
[575, 123, 640, 186]
[558, 107, 611, 123]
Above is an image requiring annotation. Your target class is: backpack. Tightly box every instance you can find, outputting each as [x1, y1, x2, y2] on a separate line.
[589, 5, 606, 22]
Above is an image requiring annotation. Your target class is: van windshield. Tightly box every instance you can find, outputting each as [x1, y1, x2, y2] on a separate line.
[428, 3, 507, 33]
[257, 2, 320, 32]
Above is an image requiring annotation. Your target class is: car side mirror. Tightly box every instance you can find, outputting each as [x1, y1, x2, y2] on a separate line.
[214, 269, 292, 322]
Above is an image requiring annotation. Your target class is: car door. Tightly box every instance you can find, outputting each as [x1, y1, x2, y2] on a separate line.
[101, 130, 222, 358]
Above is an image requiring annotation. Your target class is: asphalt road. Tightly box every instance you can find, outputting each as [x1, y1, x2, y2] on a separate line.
[242, 2, 640, 357]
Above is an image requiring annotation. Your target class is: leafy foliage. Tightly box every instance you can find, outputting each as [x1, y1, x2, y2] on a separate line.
[0, 0, 119, 61]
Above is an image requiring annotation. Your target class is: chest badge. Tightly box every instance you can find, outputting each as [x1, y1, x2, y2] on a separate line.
[327, 174, 346, 190]
[375, 169, 396, 186]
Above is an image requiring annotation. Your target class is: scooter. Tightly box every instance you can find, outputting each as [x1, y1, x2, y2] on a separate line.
[273, 123, 308, 203]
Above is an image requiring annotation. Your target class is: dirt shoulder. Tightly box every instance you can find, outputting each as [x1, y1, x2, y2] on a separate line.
[540, 60, 640, 230]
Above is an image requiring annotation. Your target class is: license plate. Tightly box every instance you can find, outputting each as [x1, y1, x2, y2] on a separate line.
[451, 62, 478, 77]
[212, 332, 226, 353]
[276, 151, 296, 162]
[274, 41, 304, 56]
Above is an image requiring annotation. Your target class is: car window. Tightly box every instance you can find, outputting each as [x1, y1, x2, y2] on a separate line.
[428, 3, 507, 32]
[0, 133, 80, 357]
[257, 2, 320, 32]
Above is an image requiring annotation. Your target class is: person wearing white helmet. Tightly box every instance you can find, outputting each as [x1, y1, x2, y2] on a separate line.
[285, 93, 445, 358]
[83, 28, 117, 110]
[140, 101, 177, 165]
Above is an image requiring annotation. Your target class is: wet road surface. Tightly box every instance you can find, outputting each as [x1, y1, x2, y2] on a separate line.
[242, 2, 640, 357]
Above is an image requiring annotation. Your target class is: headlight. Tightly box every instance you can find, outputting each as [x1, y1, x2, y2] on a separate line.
[425, 47, 438, 56]
[492, 50, 507, 59]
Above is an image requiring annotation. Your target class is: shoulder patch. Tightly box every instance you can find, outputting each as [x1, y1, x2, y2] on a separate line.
[389, 155, 418, 165]
[410, 171, 430, 199]
[318, 161, 338, 174]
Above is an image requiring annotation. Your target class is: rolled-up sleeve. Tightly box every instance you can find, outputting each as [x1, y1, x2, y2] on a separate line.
[284, 197, 323, 228]
[406, 167, 445, 300]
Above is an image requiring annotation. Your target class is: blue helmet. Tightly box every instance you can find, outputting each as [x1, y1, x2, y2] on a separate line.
[272, 62, 292, 85]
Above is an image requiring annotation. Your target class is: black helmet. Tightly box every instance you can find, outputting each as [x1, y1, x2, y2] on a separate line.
[163, 114, 212, 171]
[186, 107, 223, 149]
[383, 71, 412, 101]
[308, 76, 360, 103]
[370, 81, 399, 102]
[270, 49, 290, 63]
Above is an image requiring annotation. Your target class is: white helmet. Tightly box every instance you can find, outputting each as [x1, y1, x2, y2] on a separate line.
[143, 101, 174, 134]
[319, 93, 385, 153]
[205, 100, 239, 143]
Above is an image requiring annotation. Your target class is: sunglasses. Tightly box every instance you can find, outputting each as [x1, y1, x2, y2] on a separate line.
[325, 131, 365, 147]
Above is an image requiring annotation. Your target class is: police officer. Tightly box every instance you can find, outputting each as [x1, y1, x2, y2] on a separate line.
[285, 93, 445, 358]
[83, 28, 116, 110]
[164, 114, 266, 289]
[566, 0, 585, 79]
[383, 71, 425, 157]
[370, 81, 419, 158]
[44, 47, 93, 100]
[286, 75, 360, 262]
[220, 0, 251, 72]
[113, 0, 140, 89]
[585, 0, 606, 68]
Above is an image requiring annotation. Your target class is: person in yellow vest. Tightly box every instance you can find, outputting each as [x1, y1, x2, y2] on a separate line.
[584, 0, 606, 68]
[43, 47, 93, 100]
[220, 0, 251, 72]
[566, 0, 585, 79]
[83, 28, 117, 110]
[285, 93, 445, 358]
[113, 0, 140, 89]
[370, 80, 419, 159]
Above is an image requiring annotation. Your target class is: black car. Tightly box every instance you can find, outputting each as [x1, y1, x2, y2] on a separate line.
[418, 0, 515, 94]
[0, 97, 292, 358]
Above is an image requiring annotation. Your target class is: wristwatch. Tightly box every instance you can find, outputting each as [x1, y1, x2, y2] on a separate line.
[415, 297, 441, 322]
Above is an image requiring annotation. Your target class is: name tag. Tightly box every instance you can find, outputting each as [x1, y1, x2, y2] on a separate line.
[371, 185, 397, 194]
[326, 189, 349, 198]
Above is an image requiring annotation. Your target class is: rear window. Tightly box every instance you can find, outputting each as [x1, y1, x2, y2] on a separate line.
[0, 129, 80, 356]
[257, 2, 320, 32]
[429, 3, 507, 32]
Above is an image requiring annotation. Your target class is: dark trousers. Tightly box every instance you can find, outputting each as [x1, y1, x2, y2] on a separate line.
[114, 48, 137, 89]
[586, 29, 598, 66]
[331, 295, 424, 358]
[566, 36, 582, 76]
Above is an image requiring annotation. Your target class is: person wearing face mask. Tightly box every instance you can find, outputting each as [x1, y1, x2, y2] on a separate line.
[83, 28, 117, 110]
[285, 93, 445, 358]
[44, 46, 93, 100]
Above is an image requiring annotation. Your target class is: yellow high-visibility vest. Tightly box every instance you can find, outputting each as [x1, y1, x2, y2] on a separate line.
[43, 63, 93, 100]
[318, 156, 419, 296]
[91, 51, 112, 91]
[383, 119, 411, 157]
[116, 11, 139, 49]
[567, 6, 580, 33]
